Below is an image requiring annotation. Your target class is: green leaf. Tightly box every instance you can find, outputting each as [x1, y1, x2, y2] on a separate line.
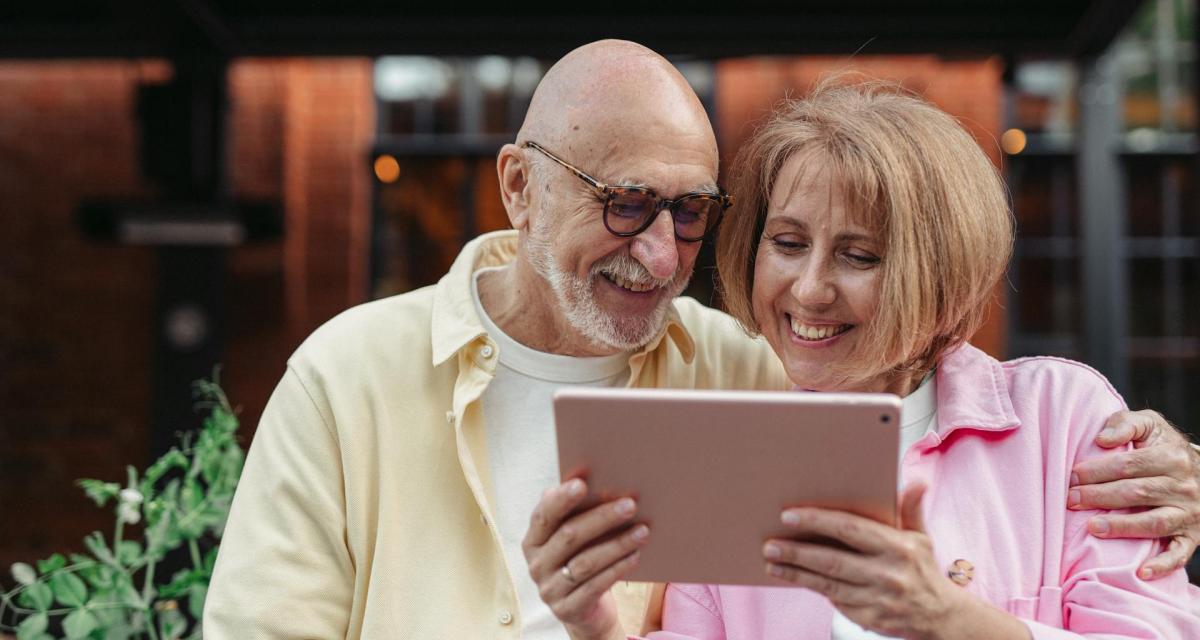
[117, 578, 143, 608]
[11, 562, 36, 585]
[63, 607, 99, 639]
[36, 553, 67, 575]
[157, 569, 193, 599]
[117, 540, 143, 566]
[83, 532, 117, 566]
[203, 547, 219, 574]
[187, 583, 207, 619]
[140, 450, 188, 499]
[50, 571, 88, 607]
[15, 612, 48, 640]
[104, 624, 135, 640]
[75, 560, 111, 591]
[17, 580, 53, 611]
[77, 479, 121, 508]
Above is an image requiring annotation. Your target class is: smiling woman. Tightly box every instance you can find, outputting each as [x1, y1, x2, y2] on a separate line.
[658, 77, 1200, 639]
[716, 77, 1012, 395]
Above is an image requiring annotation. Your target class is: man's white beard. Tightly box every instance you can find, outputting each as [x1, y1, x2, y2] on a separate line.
[526, 218, 691, 351]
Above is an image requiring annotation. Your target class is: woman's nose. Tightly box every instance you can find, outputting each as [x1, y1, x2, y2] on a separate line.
[790, 258, 836, 307]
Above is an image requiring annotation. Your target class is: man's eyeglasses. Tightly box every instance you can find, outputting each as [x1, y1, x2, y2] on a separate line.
[522, 141, 732, 242]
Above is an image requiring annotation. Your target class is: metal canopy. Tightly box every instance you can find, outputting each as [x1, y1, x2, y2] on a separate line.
[0, 1, 1142, 59]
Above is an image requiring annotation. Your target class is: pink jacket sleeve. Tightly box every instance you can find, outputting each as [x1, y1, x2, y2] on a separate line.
[1018, 364, 1198, 638]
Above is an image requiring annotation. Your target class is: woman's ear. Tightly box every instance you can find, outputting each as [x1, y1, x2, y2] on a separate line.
[497, 144, 532, 231]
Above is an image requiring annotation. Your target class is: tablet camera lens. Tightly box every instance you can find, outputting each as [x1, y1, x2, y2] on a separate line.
[881, 414, 891, 423]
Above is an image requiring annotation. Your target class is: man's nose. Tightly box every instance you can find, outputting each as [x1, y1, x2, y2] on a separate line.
[629, 208, 679, 281]
[791, 257, 836, 307]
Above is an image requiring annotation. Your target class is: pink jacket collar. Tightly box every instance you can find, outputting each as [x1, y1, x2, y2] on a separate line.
[929, 342, 1022, 444]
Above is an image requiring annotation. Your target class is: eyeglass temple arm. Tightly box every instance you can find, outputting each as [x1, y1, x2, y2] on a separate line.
[521, 141, 607, 191]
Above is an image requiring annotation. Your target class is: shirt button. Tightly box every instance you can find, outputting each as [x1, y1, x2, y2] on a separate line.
[445, 411, 454, 424]
[498, 610, 513, 625]
[480, 345, 495, 358]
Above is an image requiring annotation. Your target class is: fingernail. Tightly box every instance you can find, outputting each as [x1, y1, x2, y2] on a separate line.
[1089, 517, 1109, 535]
[1098, 427, 1116, 441]
[631, 524, 649, 542]
[566, 479, 584, 496]
[781, 511, 802, 526]
[615, 498, 636, 516]
[767, 563, 785, 577]
[1067, 489, 1080, 508]
[1069, 472, 1080, 486]
[1139, 566, 1154, 580]
[764, 543, 782, 559]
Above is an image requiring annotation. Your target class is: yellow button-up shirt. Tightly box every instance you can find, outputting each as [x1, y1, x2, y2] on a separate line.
[204, 230, 788, 639]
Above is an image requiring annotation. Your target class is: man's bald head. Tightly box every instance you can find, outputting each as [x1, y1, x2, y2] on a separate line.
[489, 40, 721, 356]
[518, 40, 718, 176]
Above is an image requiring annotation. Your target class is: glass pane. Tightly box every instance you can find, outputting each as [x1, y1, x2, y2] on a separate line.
[1129, 258, 1165, 337]
[1186, 257, 1200, 336]
[1128, 357, 1168, 412]
[373, 156, 508, 299]
[1012, 62, 1077, 135]
[1125, 156, 1165, 237]
[1015, 257, 1081, 335]
[1010, 156, 1078, 238]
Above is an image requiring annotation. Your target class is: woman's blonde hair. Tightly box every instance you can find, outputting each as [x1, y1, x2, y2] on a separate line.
[716, 77, 1013, 384]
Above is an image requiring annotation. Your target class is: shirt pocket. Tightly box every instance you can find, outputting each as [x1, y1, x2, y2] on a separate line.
[1006, 586, 1063, 627]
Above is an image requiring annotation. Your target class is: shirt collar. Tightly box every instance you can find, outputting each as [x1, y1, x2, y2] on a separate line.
[929, 342, 1021, 441]
[430, 230, 695, 366]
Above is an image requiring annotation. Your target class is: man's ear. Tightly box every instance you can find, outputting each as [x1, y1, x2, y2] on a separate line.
[497, 144, 532, 231]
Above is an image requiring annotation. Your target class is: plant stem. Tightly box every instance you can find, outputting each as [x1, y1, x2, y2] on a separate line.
[143, 560, 161, 640]
[114, 515, 125, 561]
[142, 559, 157, 605]
[188, 539, 203, 571]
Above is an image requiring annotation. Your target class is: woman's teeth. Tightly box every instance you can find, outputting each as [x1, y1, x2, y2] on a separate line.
[789, 317, 851, 341]
[606, 273, 655, 293]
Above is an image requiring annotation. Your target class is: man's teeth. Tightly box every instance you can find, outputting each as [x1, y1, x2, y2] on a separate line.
[606, 273, 655, 293]
[789, 317, 850, 341]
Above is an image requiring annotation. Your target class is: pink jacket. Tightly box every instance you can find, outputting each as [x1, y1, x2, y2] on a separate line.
[647, 343, 1199, 639]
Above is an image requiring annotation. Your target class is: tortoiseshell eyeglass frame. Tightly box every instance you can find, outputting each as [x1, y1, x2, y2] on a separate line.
[521, 140, 732, 242]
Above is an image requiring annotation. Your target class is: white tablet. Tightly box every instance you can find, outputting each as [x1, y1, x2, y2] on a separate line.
[553, 387, 901, 587]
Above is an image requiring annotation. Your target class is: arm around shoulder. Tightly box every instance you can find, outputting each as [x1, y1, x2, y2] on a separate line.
[203, 366, 354, 639]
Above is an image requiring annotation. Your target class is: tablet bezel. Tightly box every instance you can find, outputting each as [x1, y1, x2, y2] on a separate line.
[553, 387, 901, 587]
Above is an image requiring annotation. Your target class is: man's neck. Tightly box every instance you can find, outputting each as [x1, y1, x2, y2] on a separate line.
[476, 260, 621, 358]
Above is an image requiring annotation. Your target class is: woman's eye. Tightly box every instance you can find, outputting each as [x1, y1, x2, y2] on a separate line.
[845, 252, 881, 266]
[769, 237, 806, 251]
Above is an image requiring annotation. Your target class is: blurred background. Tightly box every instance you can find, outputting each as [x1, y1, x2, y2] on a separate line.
[1, 1, 1197, 583]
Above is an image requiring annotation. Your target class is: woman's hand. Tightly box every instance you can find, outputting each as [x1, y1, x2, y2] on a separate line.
[763, 483, 1027, 640]
[522, 478, 650, 640]
[1069, 409, 1200, 578]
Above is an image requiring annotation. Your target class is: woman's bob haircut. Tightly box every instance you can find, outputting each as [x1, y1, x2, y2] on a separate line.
[716, 77, 1014, 384]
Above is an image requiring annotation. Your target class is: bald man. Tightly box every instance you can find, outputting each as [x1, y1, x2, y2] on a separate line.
[204, 40, 1200, 639]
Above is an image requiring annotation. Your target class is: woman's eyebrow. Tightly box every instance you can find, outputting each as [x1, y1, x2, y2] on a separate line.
[764, 216, 876, 242]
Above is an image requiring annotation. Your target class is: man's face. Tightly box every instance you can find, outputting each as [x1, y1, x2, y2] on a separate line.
[525, 136, 716, 351]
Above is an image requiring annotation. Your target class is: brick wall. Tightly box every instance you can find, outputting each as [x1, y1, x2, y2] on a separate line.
[0, 58, 374, 571]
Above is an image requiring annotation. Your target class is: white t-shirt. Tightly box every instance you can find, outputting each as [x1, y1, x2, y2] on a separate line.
[831, 372, 938, 640]
[472, 268, 631, 640]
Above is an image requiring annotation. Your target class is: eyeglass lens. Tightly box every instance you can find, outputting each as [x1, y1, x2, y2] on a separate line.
[605, 189, 721, 240]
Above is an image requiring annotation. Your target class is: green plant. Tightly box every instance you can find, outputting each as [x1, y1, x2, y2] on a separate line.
[1, 375, 244, 640]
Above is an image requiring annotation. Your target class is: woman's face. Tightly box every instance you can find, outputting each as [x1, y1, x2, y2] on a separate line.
[752, 154, 898, 394]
